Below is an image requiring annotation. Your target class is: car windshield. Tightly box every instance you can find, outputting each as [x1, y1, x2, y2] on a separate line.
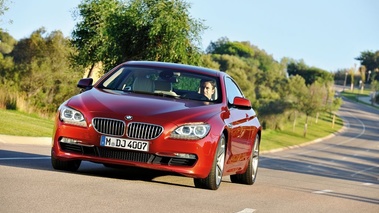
[98, 65, 221, 102]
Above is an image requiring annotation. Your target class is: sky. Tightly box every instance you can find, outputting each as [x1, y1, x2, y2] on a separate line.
[1, 0, 379, 72]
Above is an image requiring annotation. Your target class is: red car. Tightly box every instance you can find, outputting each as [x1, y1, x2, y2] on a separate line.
[51, 61, 262, 190]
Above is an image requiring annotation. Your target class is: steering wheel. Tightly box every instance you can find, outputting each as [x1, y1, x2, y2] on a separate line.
[181, 92, 209, 101]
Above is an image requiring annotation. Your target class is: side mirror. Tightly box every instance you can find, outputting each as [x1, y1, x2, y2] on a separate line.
[233, 97, 252, 109]
[77, 78, 93, 88]
[77, 78, 93, 92]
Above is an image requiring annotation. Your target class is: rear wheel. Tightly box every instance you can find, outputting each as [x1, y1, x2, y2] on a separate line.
[194, 134, 226, 190]
[230, 134, 260, 185]
[51, 152, 81, 172]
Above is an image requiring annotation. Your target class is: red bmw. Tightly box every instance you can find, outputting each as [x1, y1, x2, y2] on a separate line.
[51, 61, 261, 190]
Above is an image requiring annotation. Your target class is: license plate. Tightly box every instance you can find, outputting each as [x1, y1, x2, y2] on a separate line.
[100, 135, 149, 152]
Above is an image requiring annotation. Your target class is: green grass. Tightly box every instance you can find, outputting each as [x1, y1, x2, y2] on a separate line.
[0, 109, 54, 137]
[0, 109, 344, 152]
[341, 89, 369, 101]
[261, 113, 343, 151]
[340, 89, 379, 109]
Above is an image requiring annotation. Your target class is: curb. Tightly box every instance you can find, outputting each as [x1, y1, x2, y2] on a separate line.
[0, 134, 51, 146]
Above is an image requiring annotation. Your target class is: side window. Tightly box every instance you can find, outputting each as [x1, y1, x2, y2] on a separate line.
[225, 77, 244, 105]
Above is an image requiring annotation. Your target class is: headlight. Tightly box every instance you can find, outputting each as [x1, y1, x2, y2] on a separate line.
[59, 106, 87, 127]
[170, 123, 210, 140]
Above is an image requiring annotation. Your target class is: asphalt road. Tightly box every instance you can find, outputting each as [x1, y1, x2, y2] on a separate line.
[0, 98, 378, 213]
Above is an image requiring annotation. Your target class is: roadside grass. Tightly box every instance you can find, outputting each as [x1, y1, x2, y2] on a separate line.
[261, 113, 343, 151]
[0, 109, 344, 152]
[341, 89, 370, 101]
[0, 109, 54, 137]
[340, 89, 379, 109]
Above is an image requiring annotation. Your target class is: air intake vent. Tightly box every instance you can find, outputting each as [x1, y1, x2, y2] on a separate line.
[97, 147, 152, 162]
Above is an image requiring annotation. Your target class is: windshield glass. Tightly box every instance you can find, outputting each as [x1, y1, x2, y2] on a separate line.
[98, 65, 221, 102]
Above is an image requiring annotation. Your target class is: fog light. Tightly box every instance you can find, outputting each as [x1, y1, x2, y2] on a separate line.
[174, 153, 197, 159]
[60, 137, 82, 144]
[156, 152, 197, 159]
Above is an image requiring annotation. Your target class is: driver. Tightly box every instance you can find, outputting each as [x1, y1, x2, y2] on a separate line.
[199, 79, 216, 100]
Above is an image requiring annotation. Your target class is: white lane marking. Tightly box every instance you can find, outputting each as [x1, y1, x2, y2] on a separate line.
[362, 183, 374, 186]
[351, 165, 379, 177]
[236, 208, 256, 213]
[0, 157, 50, 160]
[312, 189, 333, 194]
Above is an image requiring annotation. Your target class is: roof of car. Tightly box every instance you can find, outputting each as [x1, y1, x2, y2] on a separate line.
[124, 61, 224, 77]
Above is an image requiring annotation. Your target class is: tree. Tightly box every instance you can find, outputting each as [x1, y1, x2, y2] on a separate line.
[210, 54, 248, 72]
[359, 65, 366, 92]
[355, 50, 379, 81]
[286, 75, 307, 131]
[9, 30, 82, 114]
[258, 99, 291, 130]
[287, 60, 333, 85]
[209, 54, 258, 105]
[200, 54, 220, 70]
[206, 37, 279, 73]
[0, 32, 16, 109]
[71, 0, 123, 75]
[0, 30, 16, 54]
[205, 37, 293, 129]
[348, 66, 356, 91]
[300, 81, 326, 137]
[227, 67, 255, 104]
[329, 97, 342, 128]
[0, 0, 10, 21]
[0, 30, 16, 79]
[333, 68, 350, 86]
[371, 78, 379, 105]
[72, 0, 206, 72]
[206, 37, 254, 58]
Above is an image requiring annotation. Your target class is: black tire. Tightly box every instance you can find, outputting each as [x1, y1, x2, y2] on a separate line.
[230, 134, 260, 185]
[51, 153, 81, 172]
[194, 134, 226, 190]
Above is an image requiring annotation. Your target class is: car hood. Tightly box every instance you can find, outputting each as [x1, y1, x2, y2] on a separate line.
[66, 88, 222, 124]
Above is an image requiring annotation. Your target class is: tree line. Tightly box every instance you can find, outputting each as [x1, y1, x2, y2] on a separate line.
[334, 51, 379, 100]
[1, 0, 377, 134]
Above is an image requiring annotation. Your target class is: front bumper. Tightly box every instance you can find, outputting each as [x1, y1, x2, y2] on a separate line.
[51, 121, 218, 178]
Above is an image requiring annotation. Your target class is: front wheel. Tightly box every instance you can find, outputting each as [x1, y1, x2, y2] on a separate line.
[194, 134, 226, 190]
[51, 151, 81, 172]
[230, 134, 260, 185]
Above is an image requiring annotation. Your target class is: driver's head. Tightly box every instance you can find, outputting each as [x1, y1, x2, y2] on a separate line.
[200, 79, 216, 100]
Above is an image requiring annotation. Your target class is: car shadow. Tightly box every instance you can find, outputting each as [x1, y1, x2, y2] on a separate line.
[0, 149, 51, 171]
[260, 154, 379, 184]
[0, 149, 204, 189]
[76, 162, 196, 188]
[259, 146, 379, 206]
[260, 126, 379, 184]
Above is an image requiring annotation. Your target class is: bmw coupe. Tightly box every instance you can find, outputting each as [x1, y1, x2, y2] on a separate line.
[51, 61, 261, 190]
